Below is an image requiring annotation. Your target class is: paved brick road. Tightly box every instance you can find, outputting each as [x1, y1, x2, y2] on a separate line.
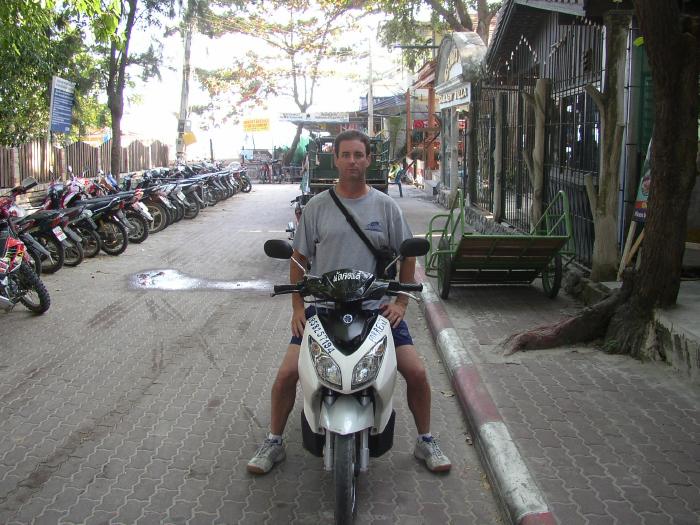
[0, 184, 501, 524]
[391, 185, 700, 525]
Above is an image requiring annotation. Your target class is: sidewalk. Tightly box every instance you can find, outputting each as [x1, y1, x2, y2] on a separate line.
[395, 185, 700, 525]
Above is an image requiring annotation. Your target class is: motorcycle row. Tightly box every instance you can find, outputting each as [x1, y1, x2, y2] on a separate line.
[0, 162, 252, 315]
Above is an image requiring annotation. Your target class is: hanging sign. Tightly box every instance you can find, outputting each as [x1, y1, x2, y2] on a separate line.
[243, 119, 270, 132]
[279, 112, 349, 123]
[633, 139, 653, 222]
[49, 76, 76, 133]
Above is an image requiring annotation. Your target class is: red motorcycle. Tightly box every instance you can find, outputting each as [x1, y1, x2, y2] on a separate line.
[0, 178, 51, 314]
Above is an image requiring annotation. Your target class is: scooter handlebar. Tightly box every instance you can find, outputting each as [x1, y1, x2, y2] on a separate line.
[272, 284, 300, 296]
[387, 282, 423, 293]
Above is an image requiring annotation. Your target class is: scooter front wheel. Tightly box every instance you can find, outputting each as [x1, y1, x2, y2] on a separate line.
[333, 433, 357, 525]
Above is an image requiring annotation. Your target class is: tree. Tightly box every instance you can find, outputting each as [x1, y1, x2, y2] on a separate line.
[0, 0, 119, 145]
[103, 0, 172, 177]
[368, 0, 500, 69]
[194, 0, 359, 164]
[583, 13, 630, 282]
[504, 2, 699, 359]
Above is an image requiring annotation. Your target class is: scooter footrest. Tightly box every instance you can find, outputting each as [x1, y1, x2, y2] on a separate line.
[301, 410, 325, 457]
[369, 410, 395, 458]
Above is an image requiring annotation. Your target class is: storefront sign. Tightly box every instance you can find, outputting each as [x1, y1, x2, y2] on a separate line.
[243, 118, 270, 132]
[442, 47, 461, 81]
[438, 85, 470, 106]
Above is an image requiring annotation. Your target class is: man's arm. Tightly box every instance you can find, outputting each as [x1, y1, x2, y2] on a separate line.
[290, 249, 308, 338]
[380, 255, 416, 327]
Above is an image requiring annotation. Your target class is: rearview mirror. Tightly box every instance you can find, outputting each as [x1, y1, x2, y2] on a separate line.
[20, 177, 37, 191]
[400, 238, 430, 258]
[264, 239, 293, 259]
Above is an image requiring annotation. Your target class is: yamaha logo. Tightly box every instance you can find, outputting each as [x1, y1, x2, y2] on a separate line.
[342, 314, 353, 324]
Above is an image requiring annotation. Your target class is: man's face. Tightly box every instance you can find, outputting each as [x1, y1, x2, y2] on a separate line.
[335, 139, 370, 182]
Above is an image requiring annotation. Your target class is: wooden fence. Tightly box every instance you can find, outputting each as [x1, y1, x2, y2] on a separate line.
[0, 139, 170, 188]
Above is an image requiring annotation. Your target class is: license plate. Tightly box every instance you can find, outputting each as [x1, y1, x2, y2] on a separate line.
[52, 226, 67, 242]
[159, 196, 170, 205]
[136, 202, 148, 213]
[177, 192, 187, 202]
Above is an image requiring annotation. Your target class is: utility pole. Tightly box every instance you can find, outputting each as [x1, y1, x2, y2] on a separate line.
[176, 22, 192, 162]
[368, 36, 374, 137]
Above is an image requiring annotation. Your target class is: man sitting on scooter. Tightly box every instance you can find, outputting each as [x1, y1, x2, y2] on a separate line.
[248, 130, 451, 475]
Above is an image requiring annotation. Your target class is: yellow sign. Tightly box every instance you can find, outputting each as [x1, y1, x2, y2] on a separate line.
[183, 131, 197, 146]
[243, 118, 270, 132]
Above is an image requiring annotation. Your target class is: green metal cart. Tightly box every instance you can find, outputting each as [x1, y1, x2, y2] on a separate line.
[424, 190, 574, 299]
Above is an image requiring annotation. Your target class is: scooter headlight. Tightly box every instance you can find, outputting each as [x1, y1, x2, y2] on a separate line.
[352, 336, 387, 389]
[309, 337, 342, 388]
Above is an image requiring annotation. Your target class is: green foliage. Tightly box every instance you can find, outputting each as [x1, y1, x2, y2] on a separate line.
[363, 0, 501, 70]
[0, 0, 121, 146]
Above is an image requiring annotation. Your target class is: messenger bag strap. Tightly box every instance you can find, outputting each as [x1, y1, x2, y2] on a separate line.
[328, 188, 381, 259]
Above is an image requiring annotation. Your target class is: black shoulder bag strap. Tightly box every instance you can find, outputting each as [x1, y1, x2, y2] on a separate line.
[328, 188, 381, 261]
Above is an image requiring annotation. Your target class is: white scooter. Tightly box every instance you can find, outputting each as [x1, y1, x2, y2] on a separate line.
[264, 238, 429, 524]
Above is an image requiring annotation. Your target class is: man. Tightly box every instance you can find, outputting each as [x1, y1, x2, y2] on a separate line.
[247, 130, 451, 474]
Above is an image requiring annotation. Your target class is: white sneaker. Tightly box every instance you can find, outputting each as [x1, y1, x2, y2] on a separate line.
[247, 439, 286, 474]
[414, 437, 451, 472]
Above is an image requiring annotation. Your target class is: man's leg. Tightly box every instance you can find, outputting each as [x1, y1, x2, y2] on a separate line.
[247, 344, 300, 474]
[397, 344, 451, 472]
[270, 344, 301, 434]
[396, 344, 430, 433]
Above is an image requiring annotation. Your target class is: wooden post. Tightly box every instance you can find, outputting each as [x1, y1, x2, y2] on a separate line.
[428, 85, 437, 173]
[467, 87, 479, 205]
[405, 89, 412, 165]
[617, 220, 638, 280]
[521, 78, 550, 227]
[493, 91, 504, 222]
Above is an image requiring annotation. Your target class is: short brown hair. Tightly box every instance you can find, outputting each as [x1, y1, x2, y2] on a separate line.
[333, 130, 371, 158]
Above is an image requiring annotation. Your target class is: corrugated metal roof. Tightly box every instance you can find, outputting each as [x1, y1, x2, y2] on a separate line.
[486, 0, 586, 66]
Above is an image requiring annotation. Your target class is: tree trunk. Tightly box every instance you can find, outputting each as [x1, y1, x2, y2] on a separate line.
[110, 105, 122, 177]
[607, 1, 699, 356]
[503, 3, 699, 358]
[586, 12, 629, 282]
[107, 0, 138, 179]
[284, 123, 303, 166]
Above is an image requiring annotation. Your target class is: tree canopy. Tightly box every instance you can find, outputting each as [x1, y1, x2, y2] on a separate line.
[364, 0, 500, 69]
[0, 1, 118, 145]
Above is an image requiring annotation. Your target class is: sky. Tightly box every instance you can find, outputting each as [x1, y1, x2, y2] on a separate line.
[121, 11, 409, 161]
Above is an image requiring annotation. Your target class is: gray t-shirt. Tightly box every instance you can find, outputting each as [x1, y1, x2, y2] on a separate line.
[293, 188, 413, 306]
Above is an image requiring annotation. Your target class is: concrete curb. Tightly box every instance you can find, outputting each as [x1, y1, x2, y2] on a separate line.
[416, 266, 557, 525]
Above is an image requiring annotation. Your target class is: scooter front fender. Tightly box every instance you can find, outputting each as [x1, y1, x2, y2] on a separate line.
[320, 396, 374, 435]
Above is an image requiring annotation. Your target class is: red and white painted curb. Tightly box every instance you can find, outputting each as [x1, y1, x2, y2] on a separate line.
[417, 267, 557, 525]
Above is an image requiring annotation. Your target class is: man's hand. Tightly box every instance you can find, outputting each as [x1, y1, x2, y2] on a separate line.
[380, 301, 407, 328]
[291, 306, 307, 338]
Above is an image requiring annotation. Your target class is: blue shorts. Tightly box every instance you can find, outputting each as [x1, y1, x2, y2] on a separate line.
[290, 305, 414, 347]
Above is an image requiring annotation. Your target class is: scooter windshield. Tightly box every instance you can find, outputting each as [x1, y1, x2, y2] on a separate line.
[320, 269, 375, 302]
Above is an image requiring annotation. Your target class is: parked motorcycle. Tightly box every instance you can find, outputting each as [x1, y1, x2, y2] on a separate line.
[0, 178, 51, 314]
[263, 237, 429, 524]
[286, 193, 313, 240]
